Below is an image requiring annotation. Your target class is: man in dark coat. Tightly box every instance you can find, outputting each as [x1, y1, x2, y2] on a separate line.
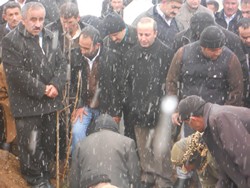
[45, 2, 86, 54]
[123, 17, 174, 187]
[102, 12, 137, 141]
[167, 25, 243, 130]
[215, 0, 242, 34]
[132, 0, 184, 48]
[173, 12, 249, 108]
[70, 26, 122, 153]
[70, 114, 140, 188]
[178, 95, 250, 188]
[238, 17, 250, 107]
[2, 2, 67, 187]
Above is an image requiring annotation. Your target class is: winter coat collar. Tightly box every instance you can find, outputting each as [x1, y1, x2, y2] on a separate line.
[136, 38, 162, 60]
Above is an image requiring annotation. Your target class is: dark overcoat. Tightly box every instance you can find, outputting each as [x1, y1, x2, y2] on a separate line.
[203, 103, 250, 188]
[2, 23, 67, 117]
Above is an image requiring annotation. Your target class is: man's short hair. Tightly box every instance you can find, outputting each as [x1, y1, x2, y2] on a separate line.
[207, 0, 219, 11]
[22, 2, 46, 19]
[137, 17, 157, 31]
[3, 1, 21, 15]
[238, 17, 250, 29]
[60, 2, 79, 19]
[80, 25, 101, 45]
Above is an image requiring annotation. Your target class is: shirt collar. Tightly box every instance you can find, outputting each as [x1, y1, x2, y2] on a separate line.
[5, 23, 12, 31]
[15, 0, 26, 8]
[156, 5, 172, 25]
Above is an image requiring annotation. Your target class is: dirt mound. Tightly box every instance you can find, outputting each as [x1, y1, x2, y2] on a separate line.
[0, 150, 29, 188]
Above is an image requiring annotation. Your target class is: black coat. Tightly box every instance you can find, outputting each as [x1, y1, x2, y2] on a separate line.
[132, 6, 184, 48]
[70, 46, 122, 117]
[45, 19, 86, 53]
[2, 23, 67, 117]
[215, 9, 242, 35]
[123, 39, 174, 127]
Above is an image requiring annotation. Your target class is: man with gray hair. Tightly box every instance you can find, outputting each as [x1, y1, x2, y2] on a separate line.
[2, 2, 67, 187]
[215, 0, 242, 34]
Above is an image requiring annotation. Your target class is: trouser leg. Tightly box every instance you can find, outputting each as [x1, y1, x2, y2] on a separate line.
[134, 126, 173, 187]
[15, 112, 56, 185]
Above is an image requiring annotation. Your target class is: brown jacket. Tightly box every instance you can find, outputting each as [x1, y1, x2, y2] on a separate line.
[166, 42, 243, 106]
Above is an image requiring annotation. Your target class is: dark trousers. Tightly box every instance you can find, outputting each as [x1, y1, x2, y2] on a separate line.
[15, 112, 57, 185]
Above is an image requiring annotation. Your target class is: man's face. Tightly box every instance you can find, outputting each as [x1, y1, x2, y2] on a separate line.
[3, 7, 21, 30]
[239, 26, 250, 46]
[241, 3, 250, 18]
[223, 0, 239, 17]
[137, 22, 157, 48]
[207, 4, 217, 14]
[22, 7, 45, 36]
[79, 36, 100, 58]
[186, 0, 201, 9]
[183, 116, 205, 132]
[110, 0, 124, 12]
[161, 0, 182, 18]
[60, 16, 80, 35]
[201, 47, 223, 61]
[109, 29, 125, 43]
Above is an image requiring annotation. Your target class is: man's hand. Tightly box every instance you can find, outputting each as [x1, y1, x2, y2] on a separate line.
[71, 107, 88, 124]
[45, 85, 58, 98]
[172, 112, 182, 126]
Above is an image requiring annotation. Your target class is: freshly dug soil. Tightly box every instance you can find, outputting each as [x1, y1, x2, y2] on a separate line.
[0, 150, 29, 188]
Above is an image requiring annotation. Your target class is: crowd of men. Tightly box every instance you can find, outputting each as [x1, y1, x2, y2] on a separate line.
[0, 0, 249, 188]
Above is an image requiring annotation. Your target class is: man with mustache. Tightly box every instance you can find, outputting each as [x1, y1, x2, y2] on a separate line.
[1, 2, 66, 187]
[132, 0, 184, 48]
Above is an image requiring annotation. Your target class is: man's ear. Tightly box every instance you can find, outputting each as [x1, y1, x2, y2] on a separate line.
[2, 13, 7, 21]
[77, 16, 80, 22]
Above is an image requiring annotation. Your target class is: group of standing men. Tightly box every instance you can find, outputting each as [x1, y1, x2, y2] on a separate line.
[0, 0, 250, 188]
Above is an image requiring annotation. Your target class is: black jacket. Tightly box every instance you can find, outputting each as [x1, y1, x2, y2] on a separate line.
[132, 6, 184, 48]
[2, 23, 67, 117]
[123, 39, 174, 127]
[71, 46, 122, 117]
[215, 9, 242, 35]
[45, 19, 86, 53]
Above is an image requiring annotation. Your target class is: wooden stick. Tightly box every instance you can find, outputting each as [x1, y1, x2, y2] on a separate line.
[61, 70, 82, 180]
[56, 111, 60, 188]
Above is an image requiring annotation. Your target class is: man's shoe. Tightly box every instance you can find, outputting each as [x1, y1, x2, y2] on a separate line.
[32, 180, 54, 188]
[140, 182, 154, 188]
[173, 178, 191, 188]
